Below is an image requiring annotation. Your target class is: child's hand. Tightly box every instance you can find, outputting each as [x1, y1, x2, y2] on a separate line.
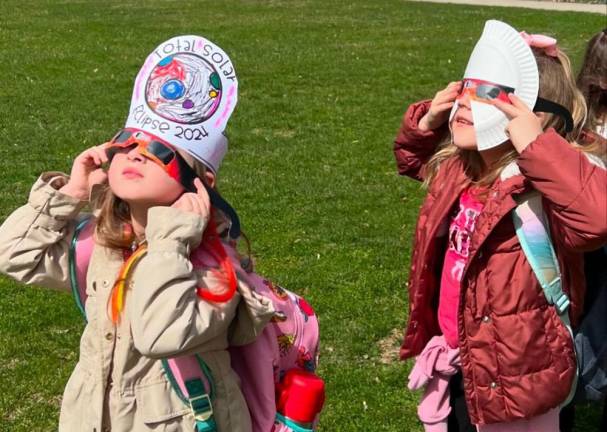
[60, 144, 109, 200]
[418, 81, 462, 131]
[492, 94, 544, 154]
[171, 178, 211, 221]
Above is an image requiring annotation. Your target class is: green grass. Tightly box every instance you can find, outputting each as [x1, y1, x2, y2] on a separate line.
[0, 1, 604, 430]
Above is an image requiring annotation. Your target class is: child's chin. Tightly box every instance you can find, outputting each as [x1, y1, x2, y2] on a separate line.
[452, 139, 478, 150]
[111, 186, 151, 203]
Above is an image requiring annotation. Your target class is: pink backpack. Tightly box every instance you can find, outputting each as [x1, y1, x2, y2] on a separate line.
[69, 218, 325, 432]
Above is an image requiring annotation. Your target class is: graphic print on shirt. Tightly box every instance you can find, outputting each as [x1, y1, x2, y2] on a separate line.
[447, 205, 481, 282]
[438, 189, 485, 349]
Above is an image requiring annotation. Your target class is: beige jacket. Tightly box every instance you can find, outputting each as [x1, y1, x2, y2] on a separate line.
[0, 173, 275, 432]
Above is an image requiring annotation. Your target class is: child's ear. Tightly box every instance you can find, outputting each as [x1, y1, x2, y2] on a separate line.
[204, 171, 216, 188]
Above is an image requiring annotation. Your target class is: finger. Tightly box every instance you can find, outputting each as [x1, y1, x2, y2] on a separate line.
[437, 85, 460, 98]
[89, 169, 108, 186]
[80, 147, 102, 165]
[435, 86, 452, 100]
[189, 193, 206, 216]
[199, 193, 211, 216]
[178, 194, 195, 214]
[188, 194, 200, 212]
[194, 178, 211, 213]
[432, 94, 457, 111]
[189, 194, 202, 214]
[171, 194, 185, 210]
[191, 196, 204, 216]
[178, 195, 194, 213]
[194, 177, 204, 193]
[172, 200, 184, 212]
[507, 93, 532, 112]
[89, 151, 102, 167]
[446, 81, 462, 94]
[95, 146, 109, 163]
[436, 90, 460, 105]
[444, 89, 461, 100]
[435, 102, 455, 112]
[89, 149, 106, 166]
[491, 98, 519, 119]
[194, 178, 210, 201]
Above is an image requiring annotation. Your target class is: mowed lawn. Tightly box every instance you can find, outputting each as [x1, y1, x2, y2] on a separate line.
[0, 1, 604, 430]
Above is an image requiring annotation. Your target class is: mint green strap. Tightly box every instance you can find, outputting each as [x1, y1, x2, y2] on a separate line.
[185, 379, 216, 432]
[69, 218, 91, 321]
[275, 413, 314, 432]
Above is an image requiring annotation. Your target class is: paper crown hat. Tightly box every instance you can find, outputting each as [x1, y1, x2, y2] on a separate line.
[450, 20, 539, 150]
[125, 35, 238, 173]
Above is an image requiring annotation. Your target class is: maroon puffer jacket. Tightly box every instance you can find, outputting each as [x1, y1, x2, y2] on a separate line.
[394, 100, 607, 425]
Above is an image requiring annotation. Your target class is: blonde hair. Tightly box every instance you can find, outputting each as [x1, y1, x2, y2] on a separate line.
[424, 46, 588, 190]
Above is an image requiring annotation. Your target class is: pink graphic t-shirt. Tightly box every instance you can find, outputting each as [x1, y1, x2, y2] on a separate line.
[438, 188, 484, 348]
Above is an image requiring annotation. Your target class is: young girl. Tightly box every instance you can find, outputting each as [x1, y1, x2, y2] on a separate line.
[559, 27, 607, 432]
[577, 28, 607, 141]
[395, 21, 607, 431]
[0, 35, 275, 431]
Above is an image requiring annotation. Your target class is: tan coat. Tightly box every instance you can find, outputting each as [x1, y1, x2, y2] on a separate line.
[0, 173, 275, 432]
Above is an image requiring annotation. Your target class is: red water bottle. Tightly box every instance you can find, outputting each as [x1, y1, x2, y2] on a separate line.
[276, 369, 325, 426]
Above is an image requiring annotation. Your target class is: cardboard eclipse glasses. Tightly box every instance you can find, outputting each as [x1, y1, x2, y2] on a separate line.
[458, 78, 574, 133]
[106, 128, 241, 239]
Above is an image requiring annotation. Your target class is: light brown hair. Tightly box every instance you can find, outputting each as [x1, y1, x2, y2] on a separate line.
[577, 29, 607, 133]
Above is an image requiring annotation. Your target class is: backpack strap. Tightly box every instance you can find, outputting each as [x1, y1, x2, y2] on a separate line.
[275, 413, 314, 432]
[69, 217, 96, 321]
[69, 220, 218, 430]
[512, 191, 577, 405]
[162, 355, 217, 432]
[513, 193, 570, 321]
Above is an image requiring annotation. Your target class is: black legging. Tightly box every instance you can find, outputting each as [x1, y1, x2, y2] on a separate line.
[448, 373, 607, 432]
[560, 401, 607, 432]
[447, 372, 476, 432]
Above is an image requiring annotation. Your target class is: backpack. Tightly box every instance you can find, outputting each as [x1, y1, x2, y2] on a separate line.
[68, 218, 325, 432]
[573, 246, 607, 402]
[513, 192, 607, 404]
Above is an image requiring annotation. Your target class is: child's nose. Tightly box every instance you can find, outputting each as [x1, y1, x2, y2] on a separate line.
[457, 92, 472, 109]
[126, 146, 145, 162]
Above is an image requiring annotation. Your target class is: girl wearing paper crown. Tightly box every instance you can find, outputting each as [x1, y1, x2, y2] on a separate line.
[0, 35, 286, 432]
[394, 21, 607, 431]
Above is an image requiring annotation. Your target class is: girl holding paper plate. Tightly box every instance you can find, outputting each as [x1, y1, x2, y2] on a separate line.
[394, 20, 607, 431]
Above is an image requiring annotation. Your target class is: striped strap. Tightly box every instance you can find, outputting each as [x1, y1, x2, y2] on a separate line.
[513, 193, 570, 318]
[513, 192, 577, 405]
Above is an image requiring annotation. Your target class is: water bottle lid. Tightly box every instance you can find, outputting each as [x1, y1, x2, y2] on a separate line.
[277, 369, 325, 423]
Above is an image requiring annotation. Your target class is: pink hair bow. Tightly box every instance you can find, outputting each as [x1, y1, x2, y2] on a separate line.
[520, 31, 558, 57]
